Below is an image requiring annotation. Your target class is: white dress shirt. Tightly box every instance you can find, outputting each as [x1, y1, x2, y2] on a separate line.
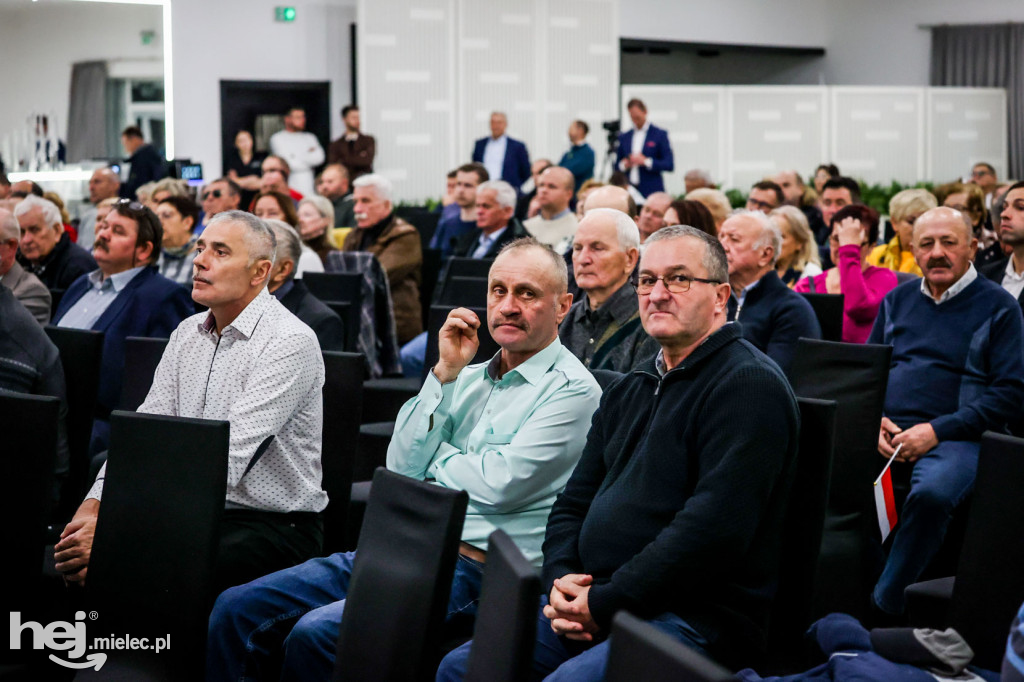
[624, 122, 651, 186]
[482, 135, 508, 182]
[1001, 257, 1024, 301]
[471, 226, 508, 259]
[87, 288, 329, 513]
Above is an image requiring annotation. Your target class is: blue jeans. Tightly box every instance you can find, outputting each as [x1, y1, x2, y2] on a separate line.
[873, 440, 979, 614]
[401, 331, 428, 377]
[206, 550, 484, 682]
[435, 596, 709, 681]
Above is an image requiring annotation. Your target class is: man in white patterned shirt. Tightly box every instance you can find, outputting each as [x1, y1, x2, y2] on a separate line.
[54, 210, 328, 592]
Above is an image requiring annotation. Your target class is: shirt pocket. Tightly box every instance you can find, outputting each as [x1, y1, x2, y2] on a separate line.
[483, 432, 515, 446]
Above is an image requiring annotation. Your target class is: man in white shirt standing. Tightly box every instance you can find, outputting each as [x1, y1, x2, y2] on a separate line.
[54, 210, 329, 593]
[270, 107, 325, 197]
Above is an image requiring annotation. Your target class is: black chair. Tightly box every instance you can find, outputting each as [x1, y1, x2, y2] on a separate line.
[77, 411, 229, 680]
[463, 530, 541, 682]
[799, 293, 844, 342]
[119, 337, 169, 411]
[421, 247, 443, 327]
[423, 305, 498, 378]
[303, 272, 363, 305]
[320, 351, 365, 554]
[396, 206, 441, 251]
[44, 326, 104, 516]
[331, 468, 468, 682]
[787, 339, 892, 620]
[605, 611, 733, 682]
[765, 397, 837, 670]
[434, 276, 489, 308]
[905, 432, 1024, 670]
[322, 300, 362, 354]
[444, 257, 493, 280]
[894, 271, 919, 285]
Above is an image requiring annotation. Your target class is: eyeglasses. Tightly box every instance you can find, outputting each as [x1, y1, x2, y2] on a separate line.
[202, 189, 222, 200]
[114, 198, 146, 215]
[634, 273, 722, 295]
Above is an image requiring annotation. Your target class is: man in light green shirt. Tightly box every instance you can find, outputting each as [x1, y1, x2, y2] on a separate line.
[206, 237, 601, 680]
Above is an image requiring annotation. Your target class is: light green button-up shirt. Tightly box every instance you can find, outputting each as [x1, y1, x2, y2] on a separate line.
[387, 337, 602, 567]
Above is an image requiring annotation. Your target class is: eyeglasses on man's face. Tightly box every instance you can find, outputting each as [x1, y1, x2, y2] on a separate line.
[634, 273, 722, 295]
[202, 189, 223, 201]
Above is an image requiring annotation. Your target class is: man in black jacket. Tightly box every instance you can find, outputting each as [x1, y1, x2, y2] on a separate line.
[453, 180, 526, 258]
[265, 220, 345, 351]
[119, 125, 166, 199]
[437, 225, 800, 680]
[15, 194, 97, 291]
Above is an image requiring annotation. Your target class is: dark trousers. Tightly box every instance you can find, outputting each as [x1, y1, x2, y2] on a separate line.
[214, 509, 324, 596]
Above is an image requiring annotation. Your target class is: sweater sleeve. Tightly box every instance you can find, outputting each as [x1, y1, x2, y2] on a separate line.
[837, 246, 896, 323]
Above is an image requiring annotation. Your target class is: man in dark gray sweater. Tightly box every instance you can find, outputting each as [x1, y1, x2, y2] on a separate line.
[437, 225, 800, 680]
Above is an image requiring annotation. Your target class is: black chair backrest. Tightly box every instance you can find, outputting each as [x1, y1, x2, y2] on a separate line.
[119, 337, 170, 411]
[788, 339, 892, 619]
[333, 468, 468, 682]
[44, 325, 104, 512]
[767, 397, 837, 666]
[421, 247, 443, 327]
[303, 272, 363, 305]
[606, 611, 733, 682]
[800, 293, 844, 342]
[322, 300, 362, 354]
[321, 351, 366, 554]
[423, 306, 499, 381]
[444, 257, 494, 280]
[85, 410, 229, 676]
[949, 432, 1024, 670]
[435, 275, 489, 308]
[464, 530, 541, 682]
[894, 271, 919, 285]
[395, 206, 441, 250]
[0, 392, 58, 616]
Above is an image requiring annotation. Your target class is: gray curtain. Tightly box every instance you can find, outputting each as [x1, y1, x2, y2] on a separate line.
[66, 60, 108, 162]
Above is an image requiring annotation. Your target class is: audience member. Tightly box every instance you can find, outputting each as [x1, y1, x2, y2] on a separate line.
[978, 187, 1011, 267]
[265, 220, 345, 352]
[328, 105, 375, 181]
[686, 187, 733, 233]
[635, 191, 673, 242]
[582, 185, 637, 218]
[52, 199, 193, 451]
[871, 206, 1024, 618]
[78, 168, 121, 248]
[516, 158, 553, 220]
[868, 188, 936, 276]
[454, 180, 526, 259]
[155, 195, 200, 289]
[770, 205, 822, 287]
[607, 169, 647, 206]
[269, 107, 325, 197]
[147, 177, 189, 210]
[119, 125, 166, 200]
[261, 155, 304, 203]
[438, 225, 800, 678]
[936, 183, 992, 261]
[200, 178, 243, 230]
[472, 111, 531, 191]
[575, 179, 605, 220]
[745, 180, 784, 214]
[773, 170, 806, 207]
[664, 199, 717, 237]
[207, 238, 601, 680]
[795, 205, 897, 343]
[10, 180, 44, 197]
[524, 166, 578, 252]
[980, 181, 1024, 310]
[684, 168, 713, 193]
[134, 181, 156, 208]
[441, 169, 458, 208]
[559, 120, 595, 192]
[342, 173, 423, 344]
[297, 196, 338, 266]
[0, 172, 9, 199]
[56, 211, 328, 593]
[818, 176, 861, 243]
[42, 191, 77, 244]
[254, 191, 323, 277]
[720, 210, 821, 373]
[970, 162, 998, 206]
[560, 208, 658, 371]
[430, 163, 489, 257]
[813, 163, 840, 194]
[315, 164, 355, 228]
[226, 130, 265, 208]
[15, 195, 96, 291]
[616, 98, 674, 197]
[1005, 600, 1024, 682]
[0, 208, 50, 324]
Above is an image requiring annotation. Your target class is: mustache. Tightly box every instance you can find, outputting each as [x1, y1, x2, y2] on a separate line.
[93, 239, 109, 252]
[193, 275, 212, 284]
[490, 317, 525, 330]
[926, 257, 953, 269]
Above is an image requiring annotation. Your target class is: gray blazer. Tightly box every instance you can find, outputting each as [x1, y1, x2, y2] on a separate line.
[2, 261, 52, 325]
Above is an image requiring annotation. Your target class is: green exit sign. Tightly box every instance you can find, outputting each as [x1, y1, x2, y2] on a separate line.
[274, 6, 296, 22]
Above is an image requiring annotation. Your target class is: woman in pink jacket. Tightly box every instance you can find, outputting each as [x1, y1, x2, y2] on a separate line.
[795, 204, 898, 343]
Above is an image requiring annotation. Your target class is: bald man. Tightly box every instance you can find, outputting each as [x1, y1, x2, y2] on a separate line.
[870, 207, 1024, 618]
[524, 166, 578, 252]
[79, 168, 121, 247]
[582, 185, 637, 219]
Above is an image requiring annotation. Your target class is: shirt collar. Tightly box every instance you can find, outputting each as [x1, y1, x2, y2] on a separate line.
[488, 134, 508, 144]
[635, 121, 650, 135]
[88, 265, 147, 292]
[480, 225, 507, 244]
[344, 132, 359, 141]
[582, 280, 637, 325]
[200, 287, 272, 339]
[920, 263, 978, 304]
[543, 208, 571, 222]
[272, 279, 295, 301]
[1006, 256, 1024, 281]
[484, 337, 564, 386]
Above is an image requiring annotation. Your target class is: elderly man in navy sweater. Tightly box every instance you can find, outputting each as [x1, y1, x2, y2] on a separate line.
[871, 206, 1024, 617]
[437, 225, 801, 679]
[720, 210, 820, 374]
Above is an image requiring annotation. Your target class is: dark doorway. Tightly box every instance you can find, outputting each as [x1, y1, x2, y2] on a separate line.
[219, 80, 331, 176]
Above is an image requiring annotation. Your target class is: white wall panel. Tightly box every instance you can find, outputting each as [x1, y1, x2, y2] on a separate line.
[927, 88, 1007, 183]
[831, 87, 924, 185]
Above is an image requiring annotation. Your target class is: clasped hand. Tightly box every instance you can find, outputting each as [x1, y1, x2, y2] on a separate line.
[878, 417, 938, 462]
[545, 574, 599, 642]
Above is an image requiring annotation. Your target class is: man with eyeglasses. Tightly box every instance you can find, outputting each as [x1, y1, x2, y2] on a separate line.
[745, 180, 784, 214]
[51, 198, 194, 452]
[437, 225, 800, 680]
[971, 162, 998, 207]
[199, 177, 241, 232]
[719, 210, 820, 374]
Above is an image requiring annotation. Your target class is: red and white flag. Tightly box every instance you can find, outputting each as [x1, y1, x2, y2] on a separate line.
[874, 444, 901, 542]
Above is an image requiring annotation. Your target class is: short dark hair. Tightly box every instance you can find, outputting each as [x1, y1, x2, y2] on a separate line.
[830, 204, 880, 244]
[456, 162, 489, 184]
[263, 155, 291, 179]
[213, 177, 242, 196]
[113, 199, 163, 265]
[667, 199, 717, 237]
[626, 98, 646, 112]
[751, 180, 784, 207]
[447, 169, 458, 179]
[573, 119, 590, 136]
[822, 176, 861, 203]
[341, 105, 359, 118]
[973, 162, 996, 175]
[121, 125, 144, 139]
[158, 195, 200, 230]
[816, 163, 840, 178]
[287, 106, 305, 116]
[0, 172, 8, 187]
[1005, 180, 1024, 195]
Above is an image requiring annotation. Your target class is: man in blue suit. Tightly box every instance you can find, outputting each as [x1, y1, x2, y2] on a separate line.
[472, 111, 531, 192]
[53, 199, 194, 452]
[616, 98, 674, 198]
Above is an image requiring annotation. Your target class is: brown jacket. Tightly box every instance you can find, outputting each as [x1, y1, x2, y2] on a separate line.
[343, 216, 422, 344]
[328, 134, 375, 179]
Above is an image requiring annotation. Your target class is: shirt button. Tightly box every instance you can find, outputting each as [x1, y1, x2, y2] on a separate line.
[588, 338, 594, 344]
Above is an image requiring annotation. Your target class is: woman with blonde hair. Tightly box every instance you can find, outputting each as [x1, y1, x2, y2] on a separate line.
[297, 195, 338, 265]
[770, 205, 822, 287]
[868, 188, 937, 276]
[685, 187, 731, 232]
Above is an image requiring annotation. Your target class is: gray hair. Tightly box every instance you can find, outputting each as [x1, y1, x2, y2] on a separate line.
[477, 180, 517, 209]
[13, 194, 62, 229]
[0, 208, 19, 241]
[151, 177, 189, 198]
[644, 225, 729, 283]
[265, 219, 302, 281]
[583, 207, 640, 252]
[889, 188, 938, 224]
[495, 236, 568, 295]
[684, 168, 712, 184]
[206, 210, 277, 267]
[733, 209, 782, 266]
[353, 173, 393, 202]
[770, 205, 820, 269]
[299, 195, 335, 229]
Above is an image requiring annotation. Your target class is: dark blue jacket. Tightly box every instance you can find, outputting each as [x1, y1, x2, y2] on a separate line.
[53, 266, 194, 418]
[471, 136, 531, 190]
[615, 124, 674, 197]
